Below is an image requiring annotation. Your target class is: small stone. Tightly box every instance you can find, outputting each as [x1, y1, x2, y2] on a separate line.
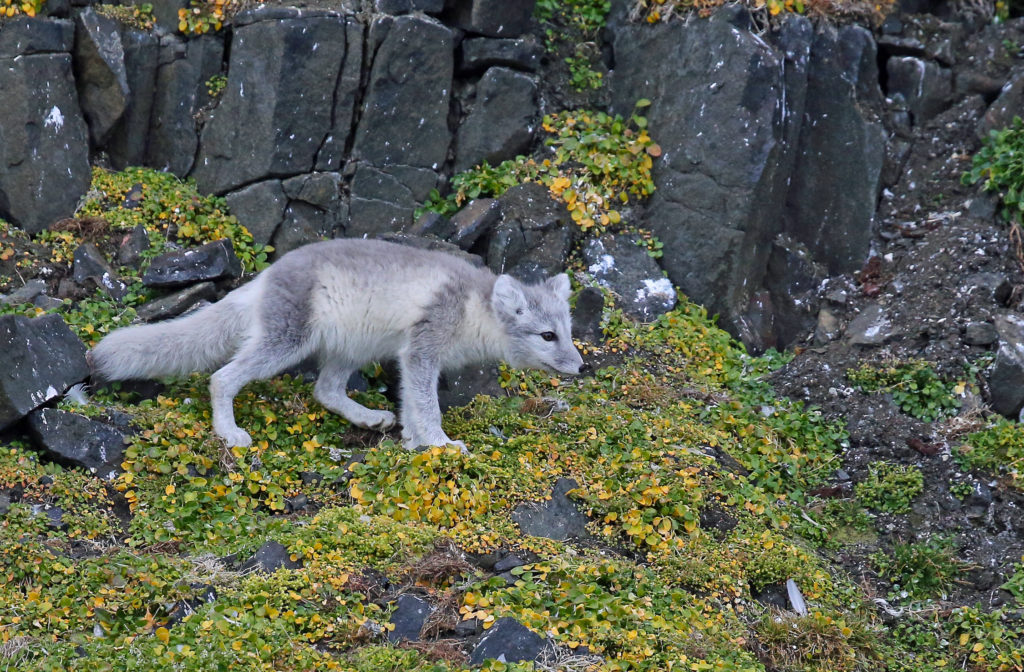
[387, 594, 432, 643]
[449, 198, 501, 250]
[511, 477, 592, 541]
[135, 283, 217, 322]
[1, 279, 47, 305]
[963, 322, 998, 347]
[238, 541, 302, 573]
[142, 239, 243, 288]
[73, 243, 127, 300]
[469, 617, 547, 665]
[117, 224, 151, 267]
[846, 304, 890, 346]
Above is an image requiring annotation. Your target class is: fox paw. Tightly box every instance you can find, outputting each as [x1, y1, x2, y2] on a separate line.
[217, 426, 252, 448]
[351, 409, 397, 432]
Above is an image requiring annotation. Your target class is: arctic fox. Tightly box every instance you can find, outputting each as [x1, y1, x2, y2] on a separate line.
[88, 238, 584, 450]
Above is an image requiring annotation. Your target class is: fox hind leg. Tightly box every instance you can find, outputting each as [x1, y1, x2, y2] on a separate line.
[313, 361, 396, 431]
[210, 338, 308, 447]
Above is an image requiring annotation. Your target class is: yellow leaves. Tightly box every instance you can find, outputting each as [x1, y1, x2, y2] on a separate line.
[349, 482, 364, 501]
[164, 484, 176, 495]
[155, 626, 170, 644]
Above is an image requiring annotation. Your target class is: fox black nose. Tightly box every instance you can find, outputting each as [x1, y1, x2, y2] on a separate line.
[579, 362, 592, 375]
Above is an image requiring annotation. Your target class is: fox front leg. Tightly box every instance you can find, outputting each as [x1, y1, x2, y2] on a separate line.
[398, 347, 467, 454]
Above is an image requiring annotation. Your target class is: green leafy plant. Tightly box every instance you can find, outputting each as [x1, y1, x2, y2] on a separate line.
[854, 462, 924, 514]
[847, 360, 961, 422]
[871, 536, 968, 600]
[957, 416, 1024, 490]
[206, 74, 228, 98]
[535, 0, 610, 92]
[95, 2, 155, 29]
[630, 0, 893, 23]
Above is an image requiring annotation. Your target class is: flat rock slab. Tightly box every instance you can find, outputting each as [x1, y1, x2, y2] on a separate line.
[582, 234, 677, 321]
[469, 617, 547, 665]
[142, 239, 242, 288]
[26, 408, 129, 480]
[511, 477, 593, 542]
[136, 282, 216, 322]
[0, 314, 89, 430]
[387, 594, 432, 643]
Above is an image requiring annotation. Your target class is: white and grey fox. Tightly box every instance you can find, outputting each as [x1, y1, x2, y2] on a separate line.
[88, 238, 584, 451]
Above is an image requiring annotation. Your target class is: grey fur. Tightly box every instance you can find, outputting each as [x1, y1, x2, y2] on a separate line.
[89, 238, 584, 450]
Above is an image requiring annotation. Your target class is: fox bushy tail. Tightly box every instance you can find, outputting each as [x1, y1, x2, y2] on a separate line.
[88, 280, 261, 381]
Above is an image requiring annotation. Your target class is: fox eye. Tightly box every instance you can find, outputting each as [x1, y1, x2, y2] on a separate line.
[540, 331, 557, 342]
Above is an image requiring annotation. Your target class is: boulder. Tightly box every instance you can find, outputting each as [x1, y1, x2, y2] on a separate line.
[116, 223, 151, 267]
[374, 0, 444, 13]
[238, 540, 302, 573]
[141, 239, 242, 288]
[581, 234, 676, 321]
[73, 243, 127, 300]
[988, 314, 1024, 418]
[193, 13, 352, 194]
[469, 617, 548, 665]
[26, 408, 129, 480]
[886, 56, 953, 124]
[454, 67, 538, 171]
[450, 198, 501, 250]
[147, 33, 224, 177]
[73, 8, 129, 145]
[450, 0, 535, 38]
[315, 19, 365, 171]
[764, 234, 825, 347]
[351, 15, 454, 169]
[135, 282, 217, 322]
[225, 180, 289, 246]
[387, 594, 432, 643]
[1, 279, 47, 306]
[978, 66, 1024, 139]
[487, 183, 574, 277]
[0, 314, 89, 430]
[0, 19, 90, 234]
[348, 164, 439, 237]
[511, 478, 593, 541]
[846, 303, 891, 346]
[459, 36, 543, 73]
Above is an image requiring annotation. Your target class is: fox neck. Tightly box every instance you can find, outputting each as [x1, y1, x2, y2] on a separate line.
[448, 293, 511, 368]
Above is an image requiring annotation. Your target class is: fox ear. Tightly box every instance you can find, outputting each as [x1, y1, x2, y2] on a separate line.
[546, 273, 571, 301]
[493, 274, 528, 316]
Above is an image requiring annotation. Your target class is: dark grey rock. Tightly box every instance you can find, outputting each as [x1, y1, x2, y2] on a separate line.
[450, 199, 501, 250]
[107, 28, 160, 168]
[141, 239, 242, 288]
[409, 211, 456, 240]
[315, 19, 365, 171]
[454, 67, 538, 171]
[493, 553, 526, 573]
[352, 15, 454, 169]
[73, 8, 129, 145]
[282, 172, 342, 210]
[964, 321, 998, 347]
[451, 0, 535, 38]
[581, 234, 676, 321]
[764, 234, 825, 347]
[978, 66, 1024, 140]
[988, 314, 1024, 418]
[0, 17, 74, 57]
[193, 16, 351, 194]
[348, 164, 438, 237]
[147, 0, 190, 30]
[73, 243, 127, 300]
[0, 314, 89, 430]
[238, 541, 302, 573]
[375, 233, 485, 269]
[26, 408, 129, 480]
[270, 216, 323, 260]
[387, 594, 432, 643]
[116, 223, 151, 267]
[783, 24, 886, 277]
[375, 0, 444, 13]
[438, 364, 503, 411]
[735, 291, 777, 355]
[135, 282, 217, 322]
[469, 617, 547, 665]
[846, 304, 891, 346]
[886, 56, 952, 124]
[283, 493, 308, 512]
[609, 9, 795, 341]
[511, 478, 592, 541]
[147, 34, 224, 177]
[0, 493, 9, 517]
[33, 295, 64, 311]
[460, 36, 542, 73]
[225, 180, 288, 246]
[1, 279, 47, 306]
[572, 286, 604, 343]
[487, 183, 574, 277]
[0, 49, 90, 233]
[964, 272, 1012, 305]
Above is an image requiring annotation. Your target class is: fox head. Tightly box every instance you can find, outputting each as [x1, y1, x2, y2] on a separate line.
[491, 273, 585, 376]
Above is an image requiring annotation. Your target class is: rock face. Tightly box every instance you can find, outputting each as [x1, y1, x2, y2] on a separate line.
[581, 234, 676, 321]
[0, 314, 89, 430]
[0, 17, 90, 234]
[26, 408, 129, 480]
[73, 8, 129, 146]
[454, 67, 538, 171]
[192, 10, 357, 194]
[611, 9, 885, 347]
